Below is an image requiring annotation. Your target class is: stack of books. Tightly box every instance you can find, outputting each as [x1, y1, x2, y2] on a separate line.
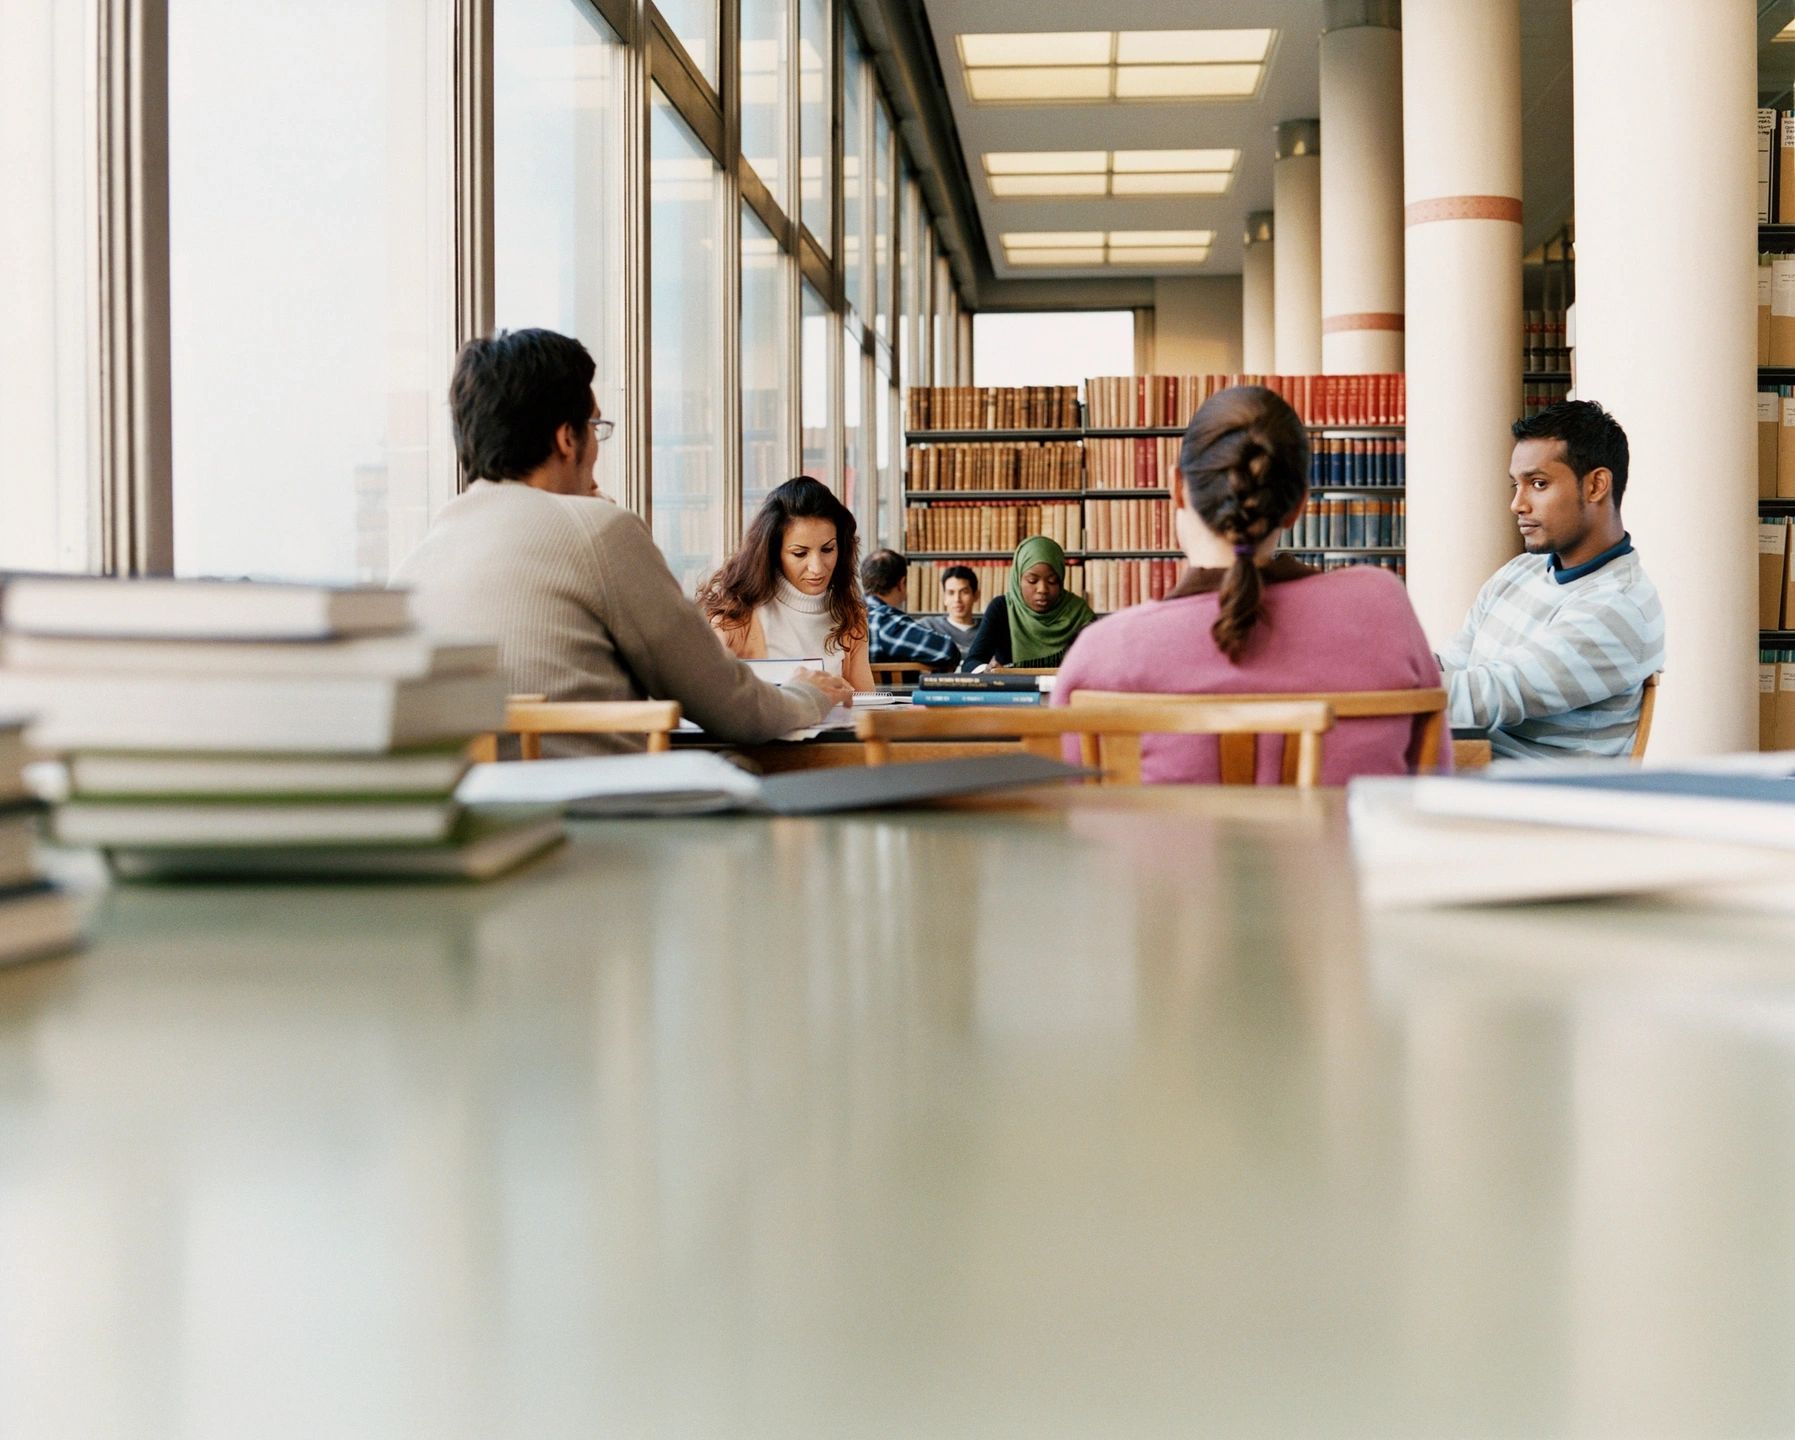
[0, 715, 82, 965]
[912, 674, 1047, 707]
[0, 577, 563, 881]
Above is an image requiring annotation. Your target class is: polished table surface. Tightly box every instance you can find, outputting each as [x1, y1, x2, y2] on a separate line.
[5, 787, 1795, 1438]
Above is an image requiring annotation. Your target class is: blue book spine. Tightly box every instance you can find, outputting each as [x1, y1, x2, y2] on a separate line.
[910, 690, 1044, 707]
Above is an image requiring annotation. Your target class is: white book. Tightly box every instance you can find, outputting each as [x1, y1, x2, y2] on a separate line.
[2, 576, 410, 640]
[54, 797, 459, 847]
[0, 885, 81, 966]
[0, 670, 505, 754]
[106, 809, 565, 882]
[1, 631, 496, 680]
[66, 747, 469, 800]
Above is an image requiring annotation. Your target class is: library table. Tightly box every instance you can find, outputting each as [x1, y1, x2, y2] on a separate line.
[6, 788, 1795, 1438]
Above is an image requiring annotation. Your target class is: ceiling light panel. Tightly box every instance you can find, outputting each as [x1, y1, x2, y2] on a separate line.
[1007, 248, 1107, 265]
[1002, 231, 1107, 249]
[966, 66, 1111, 102]
[1111, 148, 1236, 173]
[1114, 63, 1262, 99]
[1113, 29, 1272, 64]
[960, 31, 1273, 105]
[1108, 230, 1215, 247]
[1108, 247, 1211, 265]
[1000, 230, 1213, 271]
[959, 32, 1111, 67]
[988, 174, 1110, 197]
[1110, 172, 1230, 196]
[984, 151, 1107, 175]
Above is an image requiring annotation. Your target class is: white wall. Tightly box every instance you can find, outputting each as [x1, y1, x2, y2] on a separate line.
[1152, 277, 1243, 374]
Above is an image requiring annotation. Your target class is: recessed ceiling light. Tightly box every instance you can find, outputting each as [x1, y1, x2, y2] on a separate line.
[1113, 29, 1272, 64]
[1108, 246, 1210, 265]
[1111, 148, 1236, 173]
[1108, 229, 1216, 247]
[1002, 231, 1106, 248]
[959, 32, 1110, 67]
[1007, 247, 1107, 265]
[984, 151, 1108, 175]
[960, 30, 1274, 105]
[966, 66, 1111, 102]
[989, 174, 1110, 197]
[1110, 172, 1230, 196]
[1115, 63, 1262, 99]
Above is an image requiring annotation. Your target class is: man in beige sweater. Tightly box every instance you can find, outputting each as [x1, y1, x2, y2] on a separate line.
[393, 330, 851, 754]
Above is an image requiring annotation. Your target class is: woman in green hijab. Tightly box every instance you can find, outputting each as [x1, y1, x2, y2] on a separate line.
[959, 535, 1098, 671]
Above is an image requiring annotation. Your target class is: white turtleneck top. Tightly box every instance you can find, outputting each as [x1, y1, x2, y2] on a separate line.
[755, 576, 843, 674]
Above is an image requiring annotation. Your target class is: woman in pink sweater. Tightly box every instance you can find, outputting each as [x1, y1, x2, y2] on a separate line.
[1054, 385, 1446, 785]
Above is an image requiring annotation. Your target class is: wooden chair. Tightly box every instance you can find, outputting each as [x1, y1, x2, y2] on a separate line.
[854, 698, 1335, 787]
[1631, 672, 1660, 760]
[1071, 687, 1448, 782]
[871, 662, 927, 686]
[471, 695, 684, 762]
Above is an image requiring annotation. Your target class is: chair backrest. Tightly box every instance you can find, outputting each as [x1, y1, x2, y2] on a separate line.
[854, 698, 1335, 787]
[871, 662, 927, 685]
[1631, 672, 1660, 761]
[1070, 687, 1447, 782]
[481, 695, 684, 761]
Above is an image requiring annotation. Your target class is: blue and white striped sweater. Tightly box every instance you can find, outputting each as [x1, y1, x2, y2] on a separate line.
[1440, 546, 1665, 759]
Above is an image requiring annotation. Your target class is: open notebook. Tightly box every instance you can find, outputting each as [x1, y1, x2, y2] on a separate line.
[456, 751, 1091, 817]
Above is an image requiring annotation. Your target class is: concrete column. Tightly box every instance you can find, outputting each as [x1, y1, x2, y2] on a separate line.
[1401, 0, 1522, 645]
[1321, 0, 1404, 373]
[1273, 120, 1322, 375]
[1241, 211, 1276, 374]
[1572, 0, 1756, 757]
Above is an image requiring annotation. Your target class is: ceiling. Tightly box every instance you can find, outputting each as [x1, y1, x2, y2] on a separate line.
[918, 0, 1577, 287]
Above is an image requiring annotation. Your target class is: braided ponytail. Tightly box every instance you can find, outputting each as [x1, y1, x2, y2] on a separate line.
[1176, 387, 1310, 662]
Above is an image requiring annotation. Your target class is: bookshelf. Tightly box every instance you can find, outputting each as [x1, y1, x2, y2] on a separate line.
[901, 377, 1407, 614]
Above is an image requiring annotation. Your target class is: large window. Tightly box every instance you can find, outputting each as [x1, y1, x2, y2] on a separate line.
[0, 0, 93, 571]
[797, 0, 830, 249]
[742, 207, 791, 517]
[740, 0, 789, 208]
[656, 0, 718, 85]
[841, 21, 867, 321]
[649, 88, 726, 595]
[495, 0, 625, 500]
[873, 102, 893, 344]
[973, 312, 1135, 391]
[168, 0, 456, 583]
[800, 280, 833, 483]
[842, 346, 863, 522]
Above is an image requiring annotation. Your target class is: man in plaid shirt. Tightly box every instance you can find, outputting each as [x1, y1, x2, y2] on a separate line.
[860, 549, 959, 672]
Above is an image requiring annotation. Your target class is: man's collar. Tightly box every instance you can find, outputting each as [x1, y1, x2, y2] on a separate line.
[1548, 532, 1632, 584]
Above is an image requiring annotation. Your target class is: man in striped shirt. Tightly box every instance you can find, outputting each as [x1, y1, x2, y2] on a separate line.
[1438, 401, 1665, 759]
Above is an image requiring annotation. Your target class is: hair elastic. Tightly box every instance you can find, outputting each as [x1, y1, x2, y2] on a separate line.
[1232, 542, 1256, 557]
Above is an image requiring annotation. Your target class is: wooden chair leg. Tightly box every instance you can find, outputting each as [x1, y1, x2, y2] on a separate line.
[1217, 733, 1256, 786]
[520, 733, 542, 762]
[1293, 731, 1323, 789]
[647, 732, 671, 753]
[864, 739, 891, 767]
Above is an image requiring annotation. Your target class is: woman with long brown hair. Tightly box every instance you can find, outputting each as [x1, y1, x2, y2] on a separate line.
[697, 476, 875, 691]
[1052, 385, 1444, 783]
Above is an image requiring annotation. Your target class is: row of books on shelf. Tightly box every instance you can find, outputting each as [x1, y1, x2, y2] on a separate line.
[1757, 389, 1795, 498]
[1282, 498, 1405, 551]
[1522, 309, 1571, 375]
[1757, 107, 1795, 224]
[904, 501, 1081, 555]
[1522, 377, 1572, 420]
[1082, 372, 1406, 428]
[1758, 521, 1795, 630]
[1085, 435, 1410, 492]
[904, 441, 1084, 492]
[1759, 255, 1795, 365]
[904, 386, 1081, 431]
[1761, 650, 1795, 751]
[0, 577, 565, 886]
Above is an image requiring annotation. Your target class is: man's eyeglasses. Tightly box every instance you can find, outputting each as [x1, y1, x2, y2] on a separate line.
[589, 417, 615, 442]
